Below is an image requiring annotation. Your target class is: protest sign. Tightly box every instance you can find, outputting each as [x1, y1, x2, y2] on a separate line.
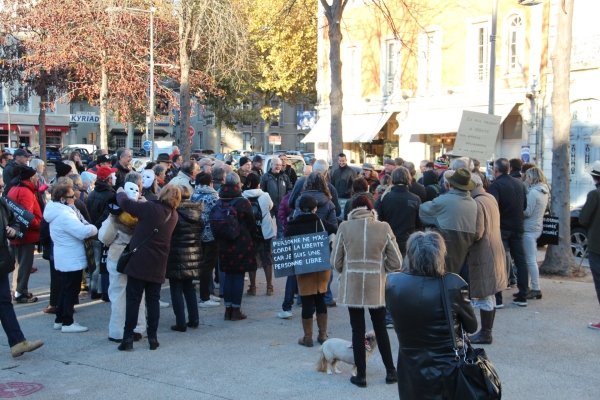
[453, 110, 502, 160]
[5, 199, 34, 240]
[273, 232, 331, 278]
[539, 215, 559, 245]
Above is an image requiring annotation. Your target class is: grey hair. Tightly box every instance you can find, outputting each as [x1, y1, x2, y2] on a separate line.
[403, 161, 416, 175]
[225, 172, 240, 186]
[451, 157, 473, 171]
[470, 172, 483, 187]
[125, 171, 143, 187]
[116, 147, 131, 160]
[153, 164, 167, 177]
[181, 160, 197, 175]
[212, 165, 226, 182]
[442, 170, 455, 186]
[392, 166, 411, 185]
[402, 231, 446, 277]
[68, 173, 82, 187]
[56, 177, 73, 187]
[30, 159, 45, 170]
[313, 159, 329, 174]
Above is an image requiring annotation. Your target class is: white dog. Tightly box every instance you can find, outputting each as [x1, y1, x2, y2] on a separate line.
[316, 331, 378, 376]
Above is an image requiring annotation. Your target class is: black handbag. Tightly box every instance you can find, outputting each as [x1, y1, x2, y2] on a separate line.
[116, 213, 172, 274]
[440, 275, 502, 400]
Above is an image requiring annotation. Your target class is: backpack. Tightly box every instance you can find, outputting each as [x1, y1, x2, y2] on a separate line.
[248, 196, 264, 241]
[208, 198, 241, 241]
[427, 184, 440, 196]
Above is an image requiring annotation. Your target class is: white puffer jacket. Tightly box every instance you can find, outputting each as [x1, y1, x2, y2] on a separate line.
[523, 183, 550, 235]
[242, 189, 277, 240]
[43, 201, 98, 272]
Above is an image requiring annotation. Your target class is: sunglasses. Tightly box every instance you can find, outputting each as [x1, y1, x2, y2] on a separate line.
[64, 195, 76, 199]
[0, 185, 4, 189]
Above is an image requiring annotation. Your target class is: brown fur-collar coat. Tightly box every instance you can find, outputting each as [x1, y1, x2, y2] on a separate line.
[332, 208, 402, 308]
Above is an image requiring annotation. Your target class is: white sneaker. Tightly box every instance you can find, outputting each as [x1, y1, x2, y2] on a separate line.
[159, 300, 170, 308]
[61, 322, 88, 333]
[244, 276, 249, 281]
[210, 295, 221, 302]
[198, 300, 220, 308]
[53, 323, 62, 330]
[277, 310, 292, 319]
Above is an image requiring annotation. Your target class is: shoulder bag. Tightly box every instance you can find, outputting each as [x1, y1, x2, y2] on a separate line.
[440, 275, 502, 400]
[0, 200, 15, 277]
[116, 213, 172, 273]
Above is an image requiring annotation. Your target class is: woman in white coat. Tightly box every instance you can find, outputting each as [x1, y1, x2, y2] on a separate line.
[522, 167, 550, 300]
[43, 184, 97, 333]
[242, 173, 277, 295]
[98, 173, 147, 343]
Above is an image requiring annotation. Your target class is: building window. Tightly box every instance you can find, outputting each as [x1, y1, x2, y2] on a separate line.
[242, 102, 252, 126]
[243, 132, 251, 150]
[507, 15, 523, 73]
[17, 86, 31, 113]
[345, 46, 360, 99]
[270, 100, 284, 127]
[116, 137, 126, 148]
[384, 40, 398, 96]
[133, 138, 142, 148]
[476, 23, 489, 83]
[204, 114, 214, 126]
[418, 30, 441, 93]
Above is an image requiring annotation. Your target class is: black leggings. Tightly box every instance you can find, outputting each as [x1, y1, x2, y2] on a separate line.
[300, 293, 326, 319]
[348, 307, 395, 376]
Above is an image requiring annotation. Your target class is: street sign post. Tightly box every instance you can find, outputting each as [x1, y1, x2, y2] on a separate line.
[142, 140, 152, 152]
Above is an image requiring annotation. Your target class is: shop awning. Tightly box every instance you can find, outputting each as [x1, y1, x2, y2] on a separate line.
[301, 112, 393, 143]
[17, 125, 36, 135]
[0, 124, 13, 131]
[396, 104, 518, 142]
[34, 125, 69, 133]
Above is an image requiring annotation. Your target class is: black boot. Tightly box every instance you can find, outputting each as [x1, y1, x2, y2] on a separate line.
[385, 368, 397, 384]
[148, 338, 160, 350]
[171, 325, 187, 332]
[118, 337, 133, 351]
[350, 374, 367, 388]
[469, 309, 495, 344]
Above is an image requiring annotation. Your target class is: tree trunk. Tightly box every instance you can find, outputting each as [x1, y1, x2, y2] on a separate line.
[39, 92, 47, 181]
[126, 121, 134, 149]
[215, 119, 222, 154]
[540, 0, 582, 276]
[179, 48, 191, 161]
[322, 0, 347, 170]
[99, 64, 109, 150]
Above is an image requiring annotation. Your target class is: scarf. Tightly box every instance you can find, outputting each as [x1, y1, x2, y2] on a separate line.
[68, 204, 89, 225]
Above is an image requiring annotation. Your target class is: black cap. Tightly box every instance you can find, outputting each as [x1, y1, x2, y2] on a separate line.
[96, 154, 112, 164]
[239, 156, 251, 167]
[18, 166, 37, 180]
[55, 162, 73, 178]
[252, 155, 263, 163]
[14, 149, 32, 157]
[299, 194, 318, 212]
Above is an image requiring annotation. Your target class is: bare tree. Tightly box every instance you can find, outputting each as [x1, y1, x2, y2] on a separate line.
[540, 0, 583, 276]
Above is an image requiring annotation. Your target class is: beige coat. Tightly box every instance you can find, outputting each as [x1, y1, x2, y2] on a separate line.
[332, 208, 402, 308]
[468, 186, 508, 298]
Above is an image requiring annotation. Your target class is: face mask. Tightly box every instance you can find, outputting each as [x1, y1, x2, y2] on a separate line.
[124, 182, 140, 200]
[110, 173, 116, 187]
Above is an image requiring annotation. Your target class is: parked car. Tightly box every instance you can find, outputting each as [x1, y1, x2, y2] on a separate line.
[130, 147, 147, 157]
[60, 147, 93, 165]
[569, 205, 588, 258]
[303, 152, 315, 163]
[264, 154, 305, 177]
[192, 149, 215, 156]
[31, 145, 62, 163]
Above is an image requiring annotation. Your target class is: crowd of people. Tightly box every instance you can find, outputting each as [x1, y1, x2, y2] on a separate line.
[0, 145, 599, 398]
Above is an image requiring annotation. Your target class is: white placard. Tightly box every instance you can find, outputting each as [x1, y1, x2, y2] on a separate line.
[453, 110, 502, 160]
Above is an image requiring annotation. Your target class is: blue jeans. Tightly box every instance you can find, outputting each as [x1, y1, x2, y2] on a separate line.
[0, 274, 25, 347]
[218, 268, 225, 297]
[169, 279, 199, 326]
[282, 275, 298, 311]
[224, 273, 245, 308]
[589, 251, 600, 306]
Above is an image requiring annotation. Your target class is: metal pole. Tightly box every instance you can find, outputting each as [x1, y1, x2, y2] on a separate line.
[488, 0, 498, 115]
[149, 7, 155, 161]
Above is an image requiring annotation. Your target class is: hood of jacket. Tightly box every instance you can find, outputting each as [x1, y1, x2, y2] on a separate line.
[347, 207, 378, 221]
[529, 183, 549, 194]
[43, 200, 71, 223]
[94, 179, 115, 193]
[176, 200, 203, 224]
[422, 170, 439, 186]
[242, 188, 265, 198]
[302, 190, 330, 207]
[219, 183, 243, 199]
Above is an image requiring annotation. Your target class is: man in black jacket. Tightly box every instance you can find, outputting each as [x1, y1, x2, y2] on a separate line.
[279, 154, 298, 186]
[488, 158, 528, 307]
[113, 148, 133, 189]
[288, 159, 341, 217]
[2, 149, 31, 197]
[331, 153, 357, 198]
[402, 162, 427, 204]
[260, 158, 292, 239]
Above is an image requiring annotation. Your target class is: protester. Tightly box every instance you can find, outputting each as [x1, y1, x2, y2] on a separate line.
[343, 178, 374, 220]
[166, 186, 202, 332]
[332, 195, 401, 387]
[3, 149, 31, 197]
[279, 154, 298, 186]
[303, 165, 312, 176]
[472, 158, 491, 190]
[251, 155, 264, 177]
[113, 148, 133, 189]
[287, 194, 337, 347]
[191, 172, 222, 307]
[169, 161, 199, 193]
[402, 162, 427, 203]
[218, 173, 257, 321]
[116, 184, 180, 351]
[579, 160, 600, 330]
[237, 156, 252, 187]
[359, 163, 380, 194]
[198, 158, 214, 175]
[422, 170, 440, 202]
[379, 159, 396, 181]
[331, 153, 357, 198]
[374, 175, 392, 202]
[386, 231, 478, 399]
[44, 184, 98, 333]
[8, 166, 43, 303]
[29, 159, 46, 186]
[212, 164, 228, 193]
[374, 167, 421, 255]
[142, 169, 158, 200]
[509, 158, 523, 179]
[0, 152, 13, 176]
[68, 151, 86, 174]
[467, 173, 507, 344]
[171, 154, 183, 176]
[87, 150, 109, 171]
[294, 172, 338, 228]
[0, 176, 44, 356]
[156, 153, 174, 184]
[260, 157, 292, 238]
[419, 168, 477, 274]
[277, 192, 294, 234]
[488, 158, 528, 307]
[522, 167, 550, 300]
[288, 159, 341, 217]
[39, 211, 58, 314]
[170, 146, 180, 160]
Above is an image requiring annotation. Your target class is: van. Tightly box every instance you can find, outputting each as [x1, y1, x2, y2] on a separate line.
[264, 154, 306, 177]
[63, 144, 97, 154]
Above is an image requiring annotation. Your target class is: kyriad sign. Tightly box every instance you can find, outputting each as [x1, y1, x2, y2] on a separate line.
[69, 112, 100, 123]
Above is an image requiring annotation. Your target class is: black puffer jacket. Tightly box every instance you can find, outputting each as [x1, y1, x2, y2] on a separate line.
[166, 200, 204, 280]
[422, 170, 440, 203]
[113, 162, 131, 189]
[386, 272, 478, 400]
[85, 180, 116, 229]
[409, 180, 427, 204]
[332, 165, 357, 198]
[488, 173, 527, 233]
[374, 185, 421, 255]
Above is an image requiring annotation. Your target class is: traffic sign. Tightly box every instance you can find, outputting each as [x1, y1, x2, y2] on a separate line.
[268, 135, 282, 145]
[189, 138, 193, 145]
[189, 126, 195, 137]
[142, 140, 152, 151]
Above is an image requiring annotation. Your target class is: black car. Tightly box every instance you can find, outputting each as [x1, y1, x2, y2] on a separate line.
[570, 206, 588, 258]
[130, 148, 147, 157]
[60, 147, 93, 165]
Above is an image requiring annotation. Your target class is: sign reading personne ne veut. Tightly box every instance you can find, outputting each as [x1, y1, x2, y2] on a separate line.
[539, 216, 559, 245]
[69, 112, 100, 123]
[5, 198, 34, 240]
[273, 232, 331, 278]
[453, 110, 502, 160]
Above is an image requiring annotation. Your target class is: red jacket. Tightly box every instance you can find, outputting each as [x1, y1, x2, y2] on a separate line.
[8, 180, 42, 245]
